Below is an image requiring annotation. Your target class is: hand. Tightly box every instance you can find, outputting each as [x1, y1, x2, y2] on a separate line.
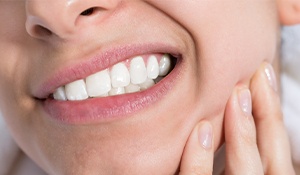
[179, 63, 295, 175]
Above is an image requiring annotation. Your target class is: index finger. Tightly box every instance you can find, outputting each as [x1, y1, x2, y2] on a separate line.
[179, 121, 214, 175]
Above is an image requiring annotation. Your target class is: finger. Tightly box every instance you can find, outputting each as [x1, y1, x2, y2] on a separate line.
[250, 63, 295, 175]
[179, 121, 214, 175]
[224, 87, 264, 175]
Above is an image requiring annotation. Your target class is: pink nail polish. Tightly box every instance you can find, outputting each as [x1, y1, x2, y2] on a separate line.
[264, 64, 278, 92]
[198, 123, 212, 149]
[238, 88, 252, 116]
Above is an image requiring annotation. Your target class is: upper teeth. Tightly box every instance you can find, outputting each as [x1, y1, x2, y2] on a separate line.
[52, 54, 172, 101]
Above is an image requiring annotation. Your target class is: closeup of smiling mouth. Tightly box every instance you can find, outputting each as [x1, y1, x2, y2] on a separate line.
[35, 44, 183, 124]
[51, 53, 175, 101]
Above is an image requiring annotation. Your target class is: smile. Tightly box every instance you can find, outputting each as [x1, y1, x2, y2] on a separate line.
[36, 44, 183, 124]
[52, 54, 175, 101]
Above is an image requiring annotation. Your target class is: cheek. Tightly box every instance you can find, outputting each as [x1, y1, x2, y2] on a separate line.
[194, 3, 279, 100]
[146, 2, 279, 123]
[195, 25, 279, 120]
[149, 0, 278, 81]
[184, 3, 279, 135]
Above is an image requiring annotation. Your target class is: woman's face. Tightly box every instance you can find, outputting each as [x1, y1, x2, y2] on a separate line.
[0, 1, 279, 174]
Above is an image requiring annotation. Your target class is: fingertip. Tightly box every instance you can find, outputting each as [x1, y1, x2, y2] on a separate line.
[179, 121, 214, 175]
[249, 62, 294, 174]
[224, 86, 253, 128]
[263, 63, 278, 92]
[251, 62, 278, 96]
[198, 121, 213, 150]
[225, 87, 256, 145]
[250, 62, 282, 119]
[224, 88, 263, 174]
[237, 87, 252, 117]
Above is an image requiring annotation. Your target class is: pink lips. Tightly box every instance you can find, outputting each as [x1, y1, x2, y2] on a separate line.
[35, 43, 180, 99]
[43, 71, 178, 124]
[36, 43, 182, 124]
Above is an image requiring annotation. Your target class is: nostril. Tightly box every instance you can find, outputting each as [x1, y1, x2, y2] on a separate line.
[80, 8, 95, 16]
[33, 25, 53, 37]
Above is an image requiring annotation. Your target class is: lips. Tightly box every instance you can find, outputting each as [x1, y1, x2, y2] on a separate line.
[52, 53, 174, 101]
[35, 44, 182, 124]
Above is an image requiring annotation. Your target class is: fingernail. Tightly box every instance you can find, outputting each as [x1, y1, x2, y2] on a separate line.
[264, 64, 278, 92]
[198, 122, 212, 149]
[238, 88, 252, 116]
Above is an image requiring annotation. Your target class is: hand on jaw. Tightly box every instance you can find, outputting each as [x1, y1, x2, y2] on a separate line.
[179, 63, 295, 175]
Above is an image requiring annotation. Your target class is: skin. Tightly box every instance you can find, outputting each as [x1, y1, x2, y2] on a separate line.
[180, 63, 295, 174]
[0, 0, 298, 174]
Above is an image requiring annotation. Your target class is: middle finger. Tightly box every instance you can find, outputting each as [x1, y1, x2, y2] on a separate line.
[224, 87, 263, 175]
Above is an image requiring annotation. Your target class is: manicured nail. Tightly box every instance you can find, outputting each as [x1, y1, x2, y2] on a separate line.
[198, 122, 212, 149]
[238, 88, 252, 116]
[264, 64, 278, 92]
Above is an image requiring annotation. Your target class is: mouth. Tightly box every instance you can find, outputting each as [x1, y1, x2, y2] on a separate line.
[36, 44, 183, 124]
[51, 53, 176, 101]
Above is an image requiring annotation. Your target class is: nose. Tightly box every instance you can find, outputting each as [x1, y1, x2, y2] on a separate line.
[25, 0, 120, 41]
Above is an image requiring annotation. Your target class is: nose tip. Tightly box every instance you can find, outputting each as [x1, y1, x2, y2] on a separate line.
[25, 0, 119, 40]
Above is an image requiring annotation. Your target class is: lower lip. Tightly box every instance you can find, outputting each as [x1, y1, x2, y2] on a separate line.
[41, 60, 182, 125]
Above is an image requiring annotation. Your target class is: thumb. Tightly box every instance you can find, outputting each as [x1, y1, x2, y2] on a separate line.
[179, 121, 214, 175]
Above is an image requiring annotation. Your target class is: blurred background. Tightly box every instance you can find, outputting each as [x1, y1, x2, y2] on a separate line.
[281, 25, 300, 174]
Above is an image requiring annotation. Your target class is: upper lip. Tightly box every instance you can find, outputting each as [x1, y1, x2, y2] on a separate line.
[33, 43, 181, 99]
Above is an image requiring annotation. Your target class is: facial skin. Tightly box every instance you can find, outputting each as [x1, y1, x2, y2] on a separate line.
[0, 1, 279, 174]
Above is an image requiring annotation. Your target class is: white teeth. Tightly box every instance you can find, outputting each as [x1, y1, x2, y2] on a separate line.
[109, 87, 125, 96]
[52, 54, 174, 101]
[159, 54, 171, 76]
[100, 93, 108, 97]
[110, 63, 130, 88]
[130, 56, 147, 85]
[139, 78, 155, 90]
[147, 55, 159, 79]
[53, 87, 67, 101]
[125, 83, 141, 93]
[86, 69, 111, 97]
[65, 79, 88, 101]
